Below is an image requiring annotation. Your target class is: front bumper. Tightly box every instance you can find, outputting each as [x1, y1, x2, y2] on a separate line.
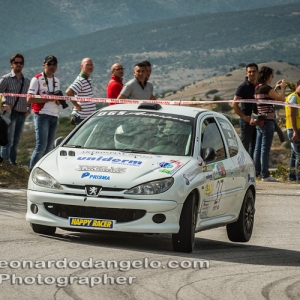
[26, 190, 182, 234]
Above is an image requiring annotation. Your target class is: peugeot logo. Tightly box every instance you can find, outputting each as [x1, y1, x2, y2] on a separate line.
[85, 186, 102, 197]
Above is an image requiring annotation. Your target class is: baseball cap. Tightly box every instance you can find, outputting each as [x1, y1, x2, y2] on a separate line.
[44, 55, 58, 64]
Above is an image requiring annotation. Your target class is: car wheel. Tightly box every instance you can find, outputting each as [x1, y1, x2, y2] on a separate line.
[172, 193, 197, 253]
[31, 223, 56, 235]
[226, 189, 255, 242]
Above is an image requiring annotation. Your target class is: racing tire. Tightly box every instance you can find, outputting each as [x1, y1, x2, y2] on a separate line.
[226, 189, 255, 242]
[172, 193, 197, 253]
[31, 223, 56, 235]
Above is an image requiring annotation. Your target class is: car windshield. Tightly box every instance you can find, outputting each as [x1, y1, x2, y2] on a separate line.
[64, 110, 194, 156]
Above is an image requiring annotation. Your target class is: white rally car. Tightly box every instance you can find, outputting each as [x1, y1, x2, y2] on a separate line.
[26, 103, 256, 253]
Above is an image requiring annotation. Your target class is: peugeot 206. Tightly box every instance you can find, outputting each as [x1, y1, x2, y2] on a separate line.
[26, 103, 256, 253]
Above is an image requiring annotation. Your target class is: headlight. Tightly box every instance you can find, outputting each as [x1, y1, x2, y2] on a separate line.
[32, 168, 63, 190]
[125, 178, 174, 195]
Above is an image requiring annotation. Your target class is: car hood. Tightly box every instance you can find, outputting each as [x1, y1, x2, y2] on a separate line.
[38, 149, 191, 187]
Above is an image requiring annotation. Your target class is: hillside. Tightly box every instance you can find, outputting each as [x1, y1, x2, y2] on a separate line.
[0, 3, 299, 99]
[0, 0, 299, 57]
[162, 61, 300, 101]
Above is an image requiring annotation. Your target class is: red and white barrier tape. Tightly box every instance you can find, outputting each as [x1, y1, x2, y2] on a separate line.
[1, 93, 300, 108]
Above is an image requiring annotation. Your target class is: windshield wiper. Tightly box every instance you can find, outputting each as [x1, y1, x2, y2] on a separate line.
[120, 148, 156, 154]
[63, 144, 83, 148]
[90, 148, 119, 150]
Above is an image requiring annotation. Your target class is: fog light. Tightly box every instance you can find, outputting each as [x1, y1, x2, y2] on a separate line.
[152, 214, 166, 224]
[31, 204, 38, 214]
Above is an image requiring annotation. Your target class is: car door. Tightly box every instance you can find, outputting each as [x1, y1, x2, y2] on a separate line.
[216, 116, 254, 201]
[196, 114, 236, 219]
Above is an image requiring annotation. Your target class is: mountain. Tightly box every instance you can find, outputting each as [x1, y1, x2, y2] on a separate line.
[0, 3, 300, 99]
[0, 0, 299, 57]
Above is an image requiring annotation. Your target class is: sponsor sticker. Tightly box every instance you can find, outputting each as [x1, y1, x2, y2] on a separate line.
[74, 155, 144, 167]
[183, 168, 199, 185]
[158, 160, 183, 175]
[81, 172, 111, 180]
[197, 156, 204, 166]
[203, 165, 212, 172]
[204, 183, 213, 196]
[219, 121, 231, 131]
[76, 165, 126, 173]
[248, 173, 255, 182]
[96, 111, 191, 123]
[69, 217, 114, 229]
[228, 138, 238, 147]
[237, 152, 246, 172]
[79, 150, 152, 159]
[209, 162, 226, 180]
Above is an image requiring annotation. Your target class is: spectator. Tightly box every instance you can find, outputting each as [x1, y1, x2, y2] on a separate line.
[141, 60, 152, 80]
[253, 66, 286, 182]
[117, 63, 155, 100]
[285, 80, 300, 182]
[0, 53, 30, 165]
[27, 55, 63, 170]
[106, 62, 124, 106]
[141, 60, 156, 100]
[66, 58, 96, 125]
[232, 63, 258, 158]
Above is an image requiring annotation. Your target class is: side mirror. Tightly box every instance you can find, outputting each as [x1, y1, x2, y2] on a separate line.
[201, 147, 216, 163]
[54, 136, 65, 148]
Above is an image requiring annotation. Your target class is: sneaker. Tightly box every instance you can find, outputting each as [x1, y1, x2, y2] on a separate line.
[262, 176, 279, 182]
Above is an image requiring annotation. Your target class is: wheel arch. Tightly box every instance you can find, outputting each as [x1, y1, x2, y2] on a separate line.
[247, 184, 256, 203]
[185, 188, 200, 209]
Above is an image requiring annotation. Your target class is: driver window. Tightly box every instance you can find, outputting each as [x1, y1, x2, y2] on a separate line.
[201, 117, 226, 161]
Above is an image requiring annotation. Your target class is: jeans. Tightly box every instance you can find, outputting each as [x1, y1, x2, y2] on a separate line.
[1, 111, 26, 164]
[287, 129, 300, 181]
[239, 118, 256, 159]
[253, 120, 275, 179]
[30, 114, 58, 170]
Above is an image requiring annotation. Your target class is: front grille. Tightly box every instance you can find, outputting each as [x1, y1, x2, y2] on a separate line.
[63, 185, 125, 192]
[44, 203, 146, 223]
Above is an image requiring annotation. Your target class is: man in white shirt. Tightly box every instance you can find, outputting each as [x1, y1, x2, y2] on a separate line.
[27, 55, 63, 170]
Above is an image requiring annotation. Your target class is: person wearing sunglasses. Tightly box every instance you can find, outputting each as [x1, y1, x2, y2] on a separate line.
[27, 55, 62, 170]
[0, 53, 30, 165]
[106, 62, 124, 106]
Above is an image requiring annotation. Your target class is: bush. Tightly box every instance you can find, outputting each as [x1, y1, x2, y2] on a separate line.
[212, 95, 232, 112]
[232, 118, 239, 126]
[205, 89, 219, 98]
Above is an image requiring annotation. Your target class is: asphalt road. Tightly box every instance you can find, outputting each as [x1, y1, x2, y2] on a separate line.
[0, 182, 299, 300]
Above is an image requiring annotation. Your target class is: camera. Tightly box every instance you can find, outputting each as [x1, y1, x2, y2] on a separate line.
[53, 90, 69, 109]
